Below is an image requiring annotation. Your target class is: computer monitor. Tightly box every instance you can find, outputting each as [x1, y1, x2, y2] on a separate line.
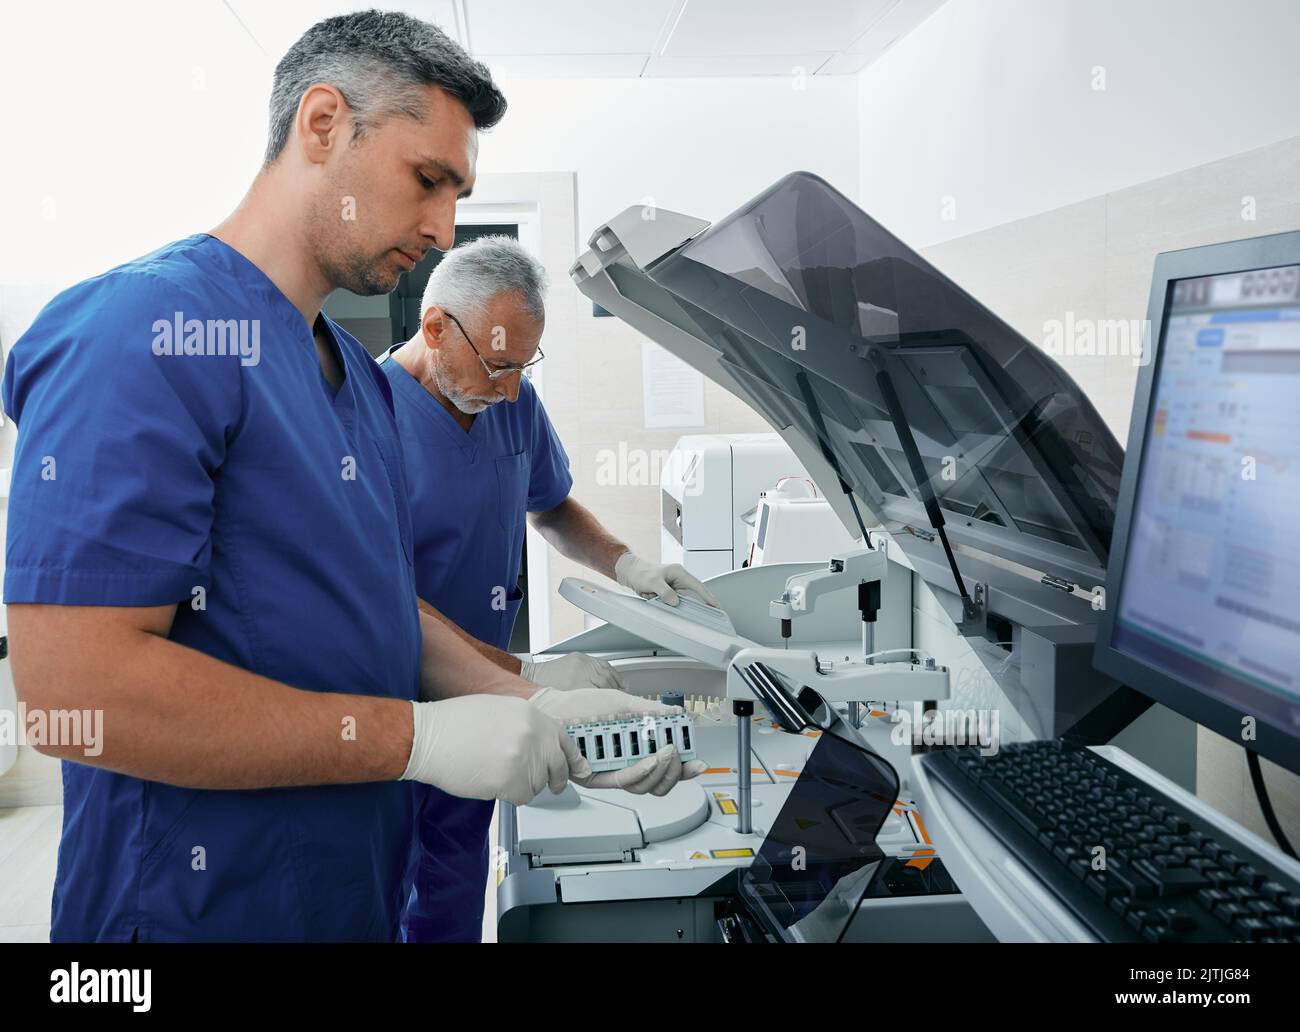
[1094, 230, 1300, 776]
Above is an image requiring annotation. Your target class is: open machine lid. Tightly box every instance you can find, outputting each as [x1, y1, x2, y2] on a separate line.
[572, 172, 1123, 612]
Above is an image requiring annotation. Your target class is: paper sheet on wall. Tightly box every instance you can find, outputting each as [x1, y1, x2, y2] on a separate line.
[641, 340, 704, 429]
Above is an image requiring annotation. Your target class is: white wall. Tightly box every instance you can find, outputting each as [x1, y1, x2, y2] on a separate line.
[0, 4, 859, 652]
[0, 3, 858, 284]
[480, 73, 858, 245]
[2, 0, 1297, 653]
[0, 2, 270, 287]
[857, 0, 1300, 249]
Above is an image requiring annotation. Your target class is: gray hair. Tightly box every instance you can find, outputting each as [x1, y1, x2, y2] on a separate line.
[264, 9, 506, 166]
[422, 236, 548, 324]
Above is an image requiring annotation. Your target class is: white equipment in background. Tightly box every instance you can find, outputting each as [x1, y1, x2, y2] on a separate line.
[660, 433, 811, 579]
[497, 550, 957, 943]
[746, 476, 860, 567]
[532, 171, 1217, 945]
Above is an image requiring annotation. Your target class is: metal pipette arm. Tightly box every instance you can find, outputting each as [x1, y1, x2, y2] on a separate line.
[734, 700, 753, 834]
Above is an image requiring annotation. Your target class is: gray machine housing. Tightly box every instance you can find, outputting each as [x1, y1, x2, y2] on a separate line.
[496, 173, 1199, 943]
[569, 172, 1179, 750]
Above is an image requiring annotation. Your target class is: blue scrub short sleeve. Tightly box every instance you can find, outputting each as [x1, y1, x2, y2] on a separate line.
[523, 382, 572, 514]
[3, 271, 242, 605]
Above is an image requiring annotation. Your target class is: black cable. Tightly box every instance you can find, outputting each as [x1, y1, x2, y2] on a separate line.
[935, 527, 970, 602]
[845, 491, 871, 549]
[874, 366, 970, 600]
[794, 370, 873, 549]
[1246, 749, 1297, 859]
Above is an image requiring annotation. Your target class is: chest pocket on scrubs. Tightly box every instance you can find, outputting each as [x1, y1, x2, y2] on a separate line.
[495, 451, 530, 533]
[373, 437, 414, 566]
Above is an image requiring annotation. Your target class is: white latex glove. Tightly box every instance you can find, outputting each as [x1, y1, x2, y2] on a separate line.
[400, 695, 588, 806]
[572, 744, 708, 797]
[614, 551, 721, 608]
[527, 685, 674, 725]
[529, 687, 708, 795]
[518, 652, 625, 692]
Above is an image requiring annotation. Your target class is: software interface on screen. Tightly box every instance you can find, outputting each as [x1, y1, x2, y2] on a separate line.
[1112, 262, 1300, 740]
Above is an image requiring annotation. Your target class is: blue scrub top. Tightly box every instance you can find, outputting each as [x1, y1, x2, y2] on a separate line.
[380, 347, 571, 942]
[3, 235, 422, 942]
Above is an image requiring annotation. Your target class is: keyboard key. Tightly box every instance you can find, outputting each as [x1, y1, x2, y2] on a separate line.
[1153, 905, 1195, 932]
[1235, 916, 1271, 940]
[1213, 902, 1250, 922]
[1086, 872, 1125, 900]
[1197, 888, 1231, 908]
[979, 780, 1049, 834]
[1126, 906, 1154, 931]
[1113, 861, 1157, 898]
[1133, 858, 1209, 896]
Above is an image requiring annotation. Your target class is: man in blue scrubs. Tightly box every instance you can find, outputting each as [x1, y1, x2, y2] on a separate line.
[380, 236, 720, 941]
[2, 11, 683, 942]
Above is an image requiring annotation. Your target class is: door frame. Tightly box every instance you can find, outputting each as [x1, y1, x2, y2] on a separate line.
[453, 200, 552, 651]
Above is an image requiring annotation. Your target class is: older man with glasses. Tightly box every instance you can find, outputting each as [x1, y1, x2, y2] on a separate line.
[378, 235, 716, 942]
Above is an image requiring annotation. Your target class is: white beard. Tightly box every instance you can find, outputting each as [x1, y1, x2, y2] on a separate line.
[429, 353, 500, 414]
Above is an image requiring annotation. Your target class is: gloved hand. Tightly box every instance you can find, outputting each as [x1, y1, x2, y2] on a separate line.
[572, 745, 708, 796]
[528, 687, 708, 795]
[614, 551, 722, 607]
[527, 685, 673, 725]
[400, 695, 588, 806]
[519, 652, 625, 692]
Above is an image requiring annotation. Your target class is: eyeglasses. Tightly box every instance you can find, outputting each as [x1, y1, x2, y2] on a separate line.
[443, 310, 544, 380]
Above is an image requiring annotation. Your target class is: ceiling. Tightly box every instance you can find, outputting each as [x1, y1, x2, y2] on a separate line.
[223, 0, 947, 77]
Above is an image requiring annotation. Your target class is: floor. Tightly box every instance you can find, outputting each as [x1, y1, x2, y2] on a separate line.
[0, 804, 59, 942]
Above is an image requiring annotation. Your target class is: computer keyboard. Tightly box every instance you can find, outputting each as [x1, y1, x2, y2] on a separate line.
[924, 740, 1300, 942]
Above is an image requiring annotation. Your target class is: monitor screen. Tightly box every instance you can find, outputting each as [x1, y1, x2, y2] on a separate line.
[1107, 258, 1300, 756]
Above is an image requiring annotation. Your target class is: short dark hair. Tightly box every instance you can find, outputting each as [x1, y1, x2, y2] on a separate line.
[264, 9, 506, 166]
